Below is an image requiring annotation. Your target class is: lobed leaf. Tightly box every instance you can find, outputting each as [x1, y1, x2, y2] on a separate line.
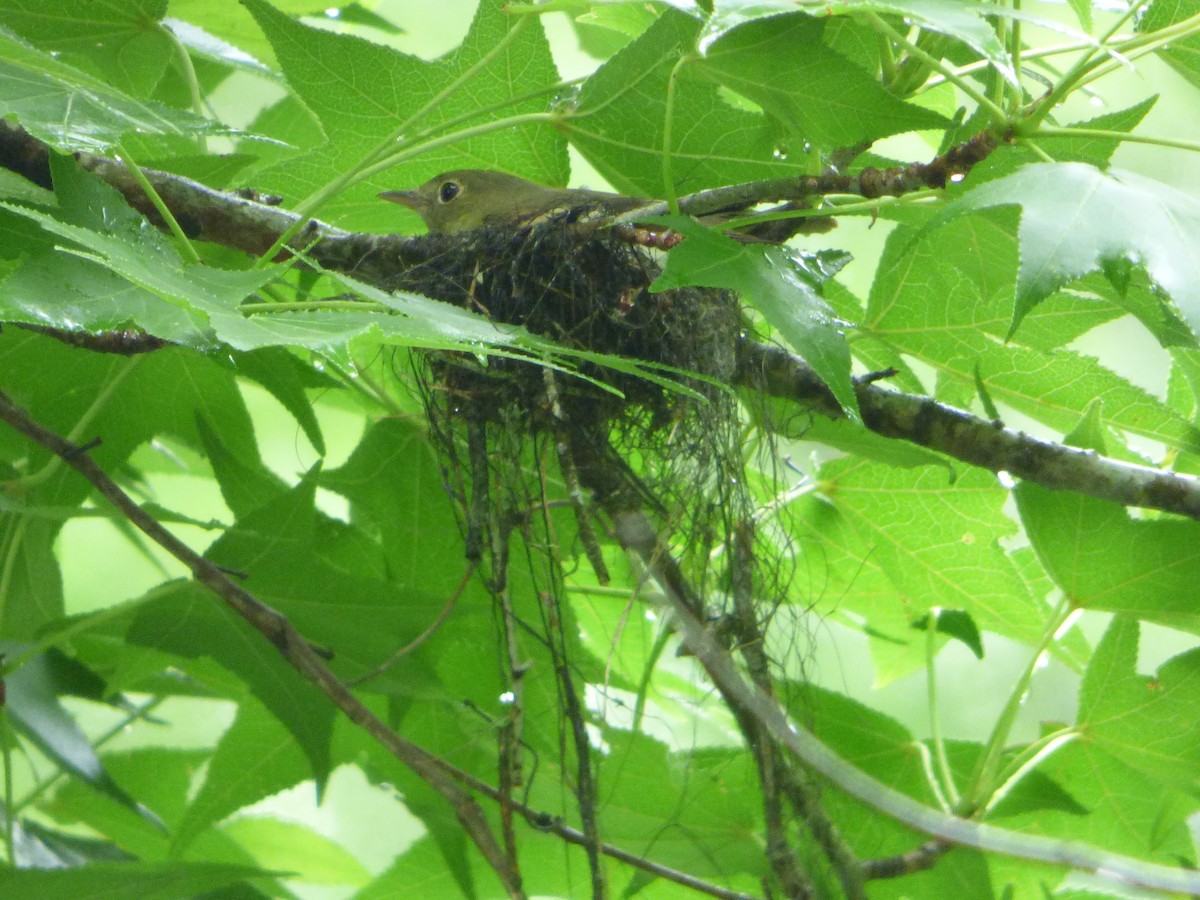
[933, 162, 1200, 343]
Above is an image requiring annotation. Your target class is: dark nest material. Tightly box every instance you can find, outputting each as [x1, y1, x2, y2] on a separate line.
[388, 207, 796, 633]
[391, 212, 754, 585]
[392, 212, 741, 428]
[385, 211, 831, 897]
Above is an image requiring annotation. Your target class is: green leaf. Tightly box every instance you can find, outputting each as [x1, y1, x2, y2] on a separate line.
[870, 209, 1200, 454]
[124, 582, 335, 786]
[225, 348, 330, 456]
[912, 608, 984, 659]
[173, 701, 310, 853]
[356, 835, 477, 900]
[168, 0, 332, 70]
[0, 0, 174, 97]
[934, 162, 1200, 341]
[1140, 0, 1200, 89]
[796, 687, 991, 897]
[203, 464, 471, 690]
[596, 731, 765, 879]
[0, 861, 274, 899]
[564, 9, 806, 198]
[964, 97, 1157, 185]
[1066, 0, 1093, 32]
[817, 457, 1073, 659]
[241, 0, 567, 232]
[696, 14, 947, 152]
[11, 817, 136, 867]
[651, 217, 857, 416]
[0, 26, 228, 153]
[1016, 482, 1200, 635]
[223, 817, 371, 886]
[4, 648, 148, 816]
[728, 0, 1013, 79]
[320, 418, 468, 598]
[1080, 616, 1200, 793]
[2, 159, 634, 372]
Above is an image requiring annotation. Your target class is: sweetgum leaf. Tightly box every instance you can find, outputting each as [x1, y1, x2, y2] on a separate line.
[2, 162, 607, 368]
[650, 216, 857, 416]
[1080, 617, 1200, 793]
[241, 0, 567, 232]
[4, 648, 147, 818]
[1140, 0, 1200, 89]
[0, 26, 228, 153]
[565, 9, 806, 198]
[0, 0, 173, 97]
[912, 608, 984, 659]
[697, 14, 948, 151]
[125, 581, 336, 787]
[872, 206, 1200, 454]
[714, 0, 1013, 79]
[0, 862, 274, 899]
[935, 162, 1200, 341]
[171, 701, 310, 853]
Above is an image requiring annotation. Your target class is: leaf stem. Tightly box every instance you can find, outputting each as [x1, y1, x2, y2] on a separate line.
[982, 726, 1078, 816]
[354, 112, 563, 184]
[1075, 12, 1200, 89]
[1019, 138, 1055, 163]
[1037, 126, 1200, 154]
[115, 144, 202, 265]
[661, 55, 693, 214]
[1025, 1, 1150, 128]
[992, 0, 1010, 110]
[1009, 0, 1023, 114]
[877, 30, 897, 85]
[920, 37, 1127, 90]
[163, 23, 210, 151]
[925, 609, 961, 808]
[868, 14, 1009, 125]
[960, 597, 1072, 814]
[717, 191, 940, 230]
[1, 707, 12, 865]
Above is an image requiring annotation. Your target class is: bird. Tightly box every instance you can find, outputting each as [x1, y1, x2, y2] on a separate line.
[378, 169, 648, 234]
[379, 169, 834, 240]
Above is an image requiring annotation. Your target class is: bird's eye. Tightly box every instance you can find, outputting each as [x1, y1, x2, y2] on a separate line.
[439, 181, 460, 203]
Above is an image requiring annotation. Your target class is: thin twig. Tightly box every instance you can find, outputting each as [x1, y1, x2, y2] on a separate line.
[0, 389, 527, 900]
[348, 563, 475, 686]
[601, 503, 1200, 896]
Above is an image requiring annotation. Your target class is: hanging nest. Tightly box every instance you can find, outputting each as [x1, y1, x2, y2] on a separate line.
[388, 210, 770, 611]
[389, 212, 741, 432]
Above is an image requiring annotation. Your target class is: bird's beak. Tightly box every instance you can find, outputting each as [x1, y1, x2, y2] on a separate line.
[378, 190, 418, 208]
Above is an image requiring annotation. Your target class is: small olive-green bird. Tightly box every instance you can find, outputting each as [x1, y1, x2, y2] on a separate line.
[379, 169, 647, 234]
[379, 169, 833, 240]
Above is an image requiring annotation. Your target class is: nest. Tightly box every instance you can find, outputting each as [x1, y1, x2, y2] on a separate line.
[390, 213, 741, 435]
[387, 211, 765, 613]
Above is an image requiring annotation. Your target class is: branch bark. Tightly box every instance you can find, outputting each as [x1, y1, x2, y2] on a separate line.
[738, 341, 1200, 520]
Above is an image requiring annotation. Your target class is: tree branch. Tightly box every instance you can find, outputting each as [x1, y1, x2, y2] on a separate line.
[0, 388, 527, 900]
[601, 505, 1200, 896]
[0, 386, 781, 900]
[739, 341, 1200, 520]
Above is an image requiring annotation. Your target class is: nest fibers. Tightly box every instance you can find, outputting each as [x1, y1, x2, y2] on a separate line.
[390, 210, 759, 597]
